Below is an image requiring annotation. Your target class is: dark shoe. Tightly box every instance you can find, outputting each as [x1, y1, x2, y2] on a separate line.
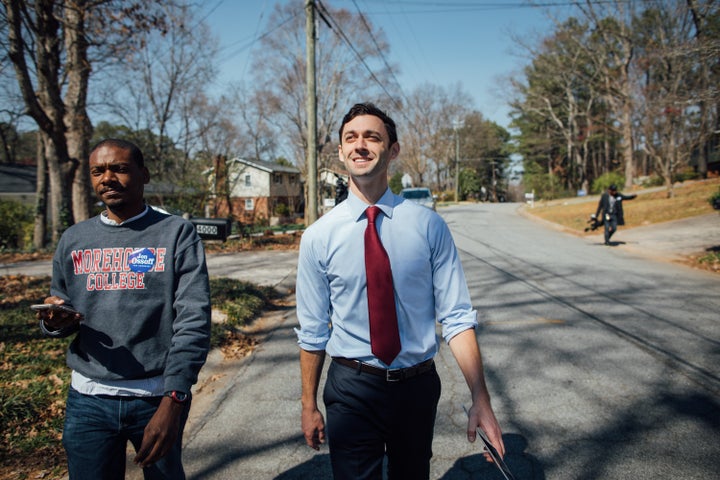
[604, 241, 610, 246]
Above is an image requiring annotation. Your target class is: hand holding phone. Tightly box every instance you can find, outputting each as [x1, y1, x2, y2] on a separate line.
[31, 303, 84, 330]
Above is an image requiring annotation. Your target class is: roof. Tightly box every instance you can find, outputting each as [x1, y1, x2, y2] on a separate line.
[0, 164, 37, 193]
[228, 157, 300, 174]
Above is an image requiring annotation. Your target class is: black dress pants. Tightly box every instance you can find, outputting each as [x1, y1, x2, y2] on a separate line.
[323, 360, 442, 480]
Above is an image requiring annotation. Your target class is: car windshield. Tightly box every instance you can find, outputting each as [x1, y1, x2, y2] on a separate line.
[402, 190, 430, 199]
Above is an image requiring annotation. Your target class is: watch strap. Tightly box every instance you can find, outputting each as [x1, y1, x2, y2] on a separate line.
[166, 390, 189, 403]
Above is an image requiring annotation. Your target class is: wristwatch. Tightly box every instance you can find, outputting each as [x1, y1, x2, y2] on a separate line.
[165, 390, 189, 404]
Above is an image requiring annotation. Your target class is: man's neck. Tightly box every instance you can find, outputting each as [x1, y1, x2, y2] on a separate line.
[349, 180, 387, 205]
[105, 204, 146, 224]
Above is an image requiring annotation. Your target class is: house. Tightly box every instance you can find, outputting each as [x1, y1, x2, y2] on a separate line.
[207, 157, 302, 225]
[0, 163, 198, 213]
[0, 163, 37, 206]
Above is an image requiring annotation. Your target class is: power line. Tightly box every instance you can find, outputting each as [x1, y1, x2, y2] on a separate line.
[350, 0, 413, 110]
[315, 1, 406, 116]
[215, 11, 301, 67]
[344, 0, 624, 13]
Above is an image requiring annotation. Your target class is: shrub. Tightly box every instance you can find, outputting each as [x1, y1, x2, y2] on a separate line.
[0, 200, 33, 250]
[673, 168, 700, 183]
[274, 203, 290, 217]
[709, 187, 720, 210]
[641, 175, 665, 187]
[592, 172, 626, 194]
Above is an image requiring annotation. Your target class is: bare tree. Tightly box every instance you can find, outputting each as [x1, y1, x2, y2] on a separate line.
[399, 83, 472, 190]
[250, 2, 399, 174]
[577, 0, 639, 189]
[633, 2, 706, 197]
[105, 2, 218, 185]
[2, 0, 172, 245]
[686, 0, 720, 179]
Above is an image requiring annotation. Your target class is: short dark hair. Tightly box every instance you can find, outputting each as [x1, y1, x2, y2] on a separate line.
[338, 103, 398, 145]
[90, 138, 145, 168]
[609, 184, 617, 191]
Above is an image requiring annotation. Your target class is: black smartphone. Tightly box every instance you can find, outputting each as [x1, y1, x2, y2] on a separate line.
[30, 304, 82, 316]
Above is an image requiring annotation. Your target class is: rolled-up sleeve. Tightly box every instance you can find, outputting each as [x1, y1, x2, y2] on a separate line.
[430, 218, 478, 343]
[295, 230, 332, 351]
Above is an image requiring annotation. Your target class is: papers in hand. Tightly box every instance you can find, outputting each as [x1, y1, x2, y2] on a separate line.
[462, 404, 516, 480]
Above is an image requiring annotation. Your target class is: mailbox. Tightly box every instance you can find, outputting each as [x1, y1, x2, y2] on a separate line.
[189, 218, 232, 241]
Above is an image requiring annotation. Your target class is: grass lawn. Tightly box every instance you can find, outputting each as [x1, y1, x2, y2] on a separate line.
[526, 178, 720, 233]
[0, 275, 280, 480]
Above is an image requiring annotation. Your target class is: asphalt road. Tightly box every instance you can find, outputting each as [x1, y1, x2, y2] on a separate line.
[443, 203, 720, 479]
[180, 204, 719, 479]
[4, 204, 718, 479]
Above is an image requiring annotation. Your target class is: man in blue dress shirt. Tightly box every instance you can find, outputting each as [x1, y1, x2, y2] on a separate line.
[295, 103, 504, 479]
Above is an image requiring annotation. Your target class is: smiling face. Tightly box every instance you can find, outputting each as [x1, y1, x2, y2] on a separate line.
[338, 114, 400, 197]
[89, 144, 149, 223]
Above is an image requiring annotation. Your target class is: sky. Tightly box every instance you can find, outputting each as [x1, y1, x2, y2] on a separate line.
[202, 0, 566, 130]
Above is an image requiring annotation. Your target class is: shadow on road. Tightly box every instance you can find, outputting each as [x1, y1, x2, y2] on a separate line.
[439, 433, 544, 480]
[274, 453, 332, 479]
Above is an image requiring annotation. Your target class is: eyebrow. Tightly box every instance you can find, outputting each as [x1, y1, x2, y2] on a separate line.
[343, 128, 383, 138]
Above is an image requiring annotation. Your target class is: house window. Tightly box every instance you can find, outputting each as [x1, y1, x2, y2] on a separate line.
[244, 174, 251, 187]
[273, 174, 283, 184]
[289, 175, 297, 184]
[245, 198, 254, 211]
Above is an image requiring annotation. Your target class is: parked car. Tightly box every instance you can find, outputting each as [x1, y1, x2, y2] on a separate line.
[400, 187, 436, 210]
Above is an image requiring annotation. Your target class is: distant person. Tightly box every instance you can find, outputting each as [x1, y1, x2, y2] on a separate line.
[36, 138, 211, 479]
[295, 103, 505, 479]
[593, 183, 637, 245]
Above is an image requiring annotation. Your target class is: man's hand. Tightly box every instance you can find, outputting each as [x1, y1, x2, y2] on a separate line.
[36, 296, 83, 330]
[299, 349, 326, 450]
[466, 402, 505, 462]
[301, 406, 326, 450]
[133, 396, 184, 468]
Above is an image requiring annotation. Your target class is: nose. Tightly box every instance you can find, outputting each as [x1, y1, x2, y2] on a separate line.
[355, 136, 368, 151]
[99, 168, 116, 184]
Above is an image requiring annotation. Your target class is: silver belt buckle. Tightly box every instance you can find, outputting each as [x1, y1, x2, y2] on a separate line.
[386, 367, 403, 382]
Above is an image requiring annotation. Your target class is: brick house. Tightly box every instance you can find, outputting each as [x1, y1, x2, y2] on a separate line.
[207, 157, 302, 225]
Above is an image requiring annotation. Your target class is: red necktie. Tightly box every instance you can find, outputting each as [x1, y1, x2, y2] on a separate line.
[364, 206, 401, 365]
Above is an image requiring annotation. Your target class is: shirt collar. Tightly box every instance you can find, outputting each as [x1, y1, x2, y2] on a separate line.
[347, 188, 396, 221]
[100, 205, 149, 226]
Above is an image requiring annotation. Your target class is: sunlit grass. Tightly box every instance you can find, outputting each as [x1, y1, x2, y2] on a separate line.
[0, 275, 278, 479]
[527, 178, 720, 234]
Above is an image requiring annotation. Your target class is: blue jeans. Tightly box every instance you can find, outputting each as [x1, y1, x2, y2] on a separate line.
[63, 387, 189, 480]
[604, 215, 618, 243]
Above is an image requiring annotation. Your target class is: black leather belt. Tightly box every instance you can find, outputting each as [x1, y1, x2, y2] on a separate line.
[332, 357, 435, 382]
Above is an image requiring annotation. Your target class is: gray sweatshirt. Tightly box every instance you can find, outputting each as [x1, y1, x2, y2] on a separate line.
[50, 208, 211, 394]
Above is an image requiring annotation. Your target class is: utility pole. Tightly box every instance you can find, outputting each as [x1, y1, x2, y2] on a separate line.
[453, 119, 462, 203]
[305, 0, 318, 225]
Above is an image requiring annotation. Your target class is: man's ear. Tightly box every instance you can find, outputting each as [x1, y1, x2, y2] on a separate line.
[389, 142, 400, 160]
[337, 144, 344, 163]
[142, 167, 150, 185]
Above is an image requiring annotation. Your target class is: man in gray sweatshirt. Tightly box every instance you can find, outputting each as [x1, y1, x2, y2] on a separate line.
[37, 138, 211, 479]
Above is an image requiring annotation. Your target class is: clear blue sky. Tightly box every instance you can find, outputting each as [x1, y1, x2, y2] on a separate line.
[203, 1, 562, 129]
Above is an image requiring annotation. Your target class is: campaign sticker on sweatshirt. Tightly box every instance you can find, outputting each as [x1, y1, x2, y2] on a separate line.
[128, 248, 156, 273]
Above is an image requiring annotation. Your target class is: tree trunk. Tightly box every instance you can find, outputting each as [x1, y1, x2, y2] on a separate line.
[63, 0, 93, 222]
[621, 99, 634, 189]
[5, 0, 74, 242]
[33, 132, 48, 249]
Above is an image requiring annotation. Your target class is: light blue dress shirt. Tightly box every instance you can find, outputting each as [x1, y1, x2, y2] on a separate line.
[295, 188, 477, 369]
